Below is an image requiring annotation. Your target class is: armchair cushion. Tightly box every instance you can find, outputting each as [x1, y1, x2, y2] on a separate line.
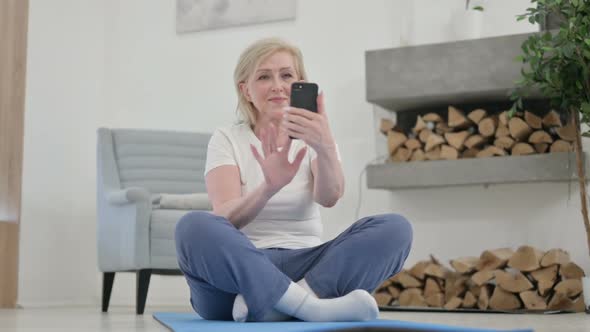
[155, 193, 212, 210]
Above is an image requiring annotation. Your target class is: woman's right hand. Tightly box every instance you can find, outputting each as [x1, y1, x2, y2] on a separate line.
[250, 124, 307, 195]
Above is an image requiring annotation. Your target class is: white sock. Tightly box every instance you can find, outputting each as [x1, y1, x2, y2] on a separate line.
[232, 294, 292, 322]
[232, 278, 314, 322]
[296, 278, 318, 297]
[274, 282, 378, 322]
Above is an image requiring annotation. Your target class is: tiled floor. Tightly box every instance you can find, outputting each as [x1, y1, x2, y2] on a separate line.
[0, 306, 588, 331]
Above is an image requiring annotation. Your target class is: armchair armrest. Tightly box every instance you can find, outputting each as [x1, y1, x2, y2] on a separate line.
[106, 187, 151, 205]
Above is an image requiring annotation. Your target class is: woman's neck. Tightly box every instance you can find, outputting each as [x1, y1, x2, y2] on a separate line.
[252, 116, 289, 147]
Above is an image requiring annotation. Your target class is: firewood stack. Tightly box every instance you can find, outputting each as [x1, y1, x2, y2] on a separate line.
[373, 246, 587, 312]
[379, 107, 575, 162]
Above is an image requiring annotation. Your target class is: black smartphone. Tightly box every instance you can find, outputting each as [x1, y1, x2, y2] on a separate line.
[289, 82, 318, 139]
[290, 82, 318, 113]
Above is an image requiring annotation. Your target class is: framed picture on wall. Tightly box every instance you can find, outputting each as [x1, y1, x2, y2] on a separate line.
[176, 0, 296, 33]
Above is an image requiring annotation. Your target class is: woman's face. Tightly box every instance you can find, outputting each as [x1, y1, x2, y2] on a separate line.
[240, 51, 299, 120]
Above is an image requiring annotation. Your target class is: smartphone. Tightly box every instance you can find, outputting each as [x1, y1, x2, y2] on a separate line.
[290, 82, 318, 113]
[289, 82, 318, 140]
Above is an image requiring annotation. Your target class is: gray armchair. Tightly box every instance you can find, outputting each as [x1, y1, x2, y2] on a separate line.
[96, 128, 212, 314]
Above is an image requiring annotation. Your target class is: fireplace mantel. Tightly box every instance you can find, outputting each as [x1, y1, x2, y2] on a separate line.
[364, 32, 588, 190]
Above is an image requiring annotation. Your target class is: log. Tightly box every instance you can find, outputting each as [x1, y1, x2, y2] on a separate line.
[418, 128, 433, 143]
[520, 290, 547, 310]
[550, 140, 572, 153]
[547, 292, 573, 310]
[477, 286, 490, 309]
[464, 134, 487, 149]
[435, 122, 453, 135]
[440, 145, 459, 160]
[448, 106, 471, 129]
[375, 292, 393, 306]
[555, 123, 577, 142]
[509, 117, 533, 141]
[388, 285, 401, 299]
[462, 291, 477, 308]
[489, 287, 522, 310]
[479, 116, 498, 137]
[554, 279, 583, 298]
[511, 143, 536, 156]
[499, 111, 510, 126]
[477, 248, 514, 271]
[445, 131, 470, 150]
[399, 288, 427, 307]
[571, 296, 587, 312]
[494, 136, 516, 150]
[524, 111, 543, 129]
[444, 297, 463, 310]
[425, 293, 445, 307]
[560, 262, 586, 279]
[468, 283, 482, 297]
[410, 149, 426, 161]
[424, 263, 450, 279]
[540, 249, 570, 267]
[424, 278, 442, 298]
[425, 133, 445, 152]
[380, 118, 395, 135]
[471, 270, 497, 286]
[494, 270, 533, 293]
[445, 274, 468, 302]
[391, 147, 412, 162]
[409, 261, 430, 280]
[394, 271, 423, 288]
[507, 245, 544, 272]
[528, 130, 553, 144]
[468, 109, 487, 124]
[413, 115, 427, 133]
[450, 257, 479, 274]
[477, 146, 507, 158]
[461, 148, 480, 159]
[542, 110, 562, 128]
[530, 265, 559, 297]
[495, 124, 511, 138]
[425, 146, 442, 161]
[388, 131, 407, 155]
[534, 143, 549, 153]
[423, 113, 443, 123]
[404, 138, 423, 151]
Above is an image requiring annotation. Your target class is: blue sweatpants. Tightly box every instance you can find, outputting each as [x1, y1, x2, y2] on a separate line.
[175, 212, 413, 321]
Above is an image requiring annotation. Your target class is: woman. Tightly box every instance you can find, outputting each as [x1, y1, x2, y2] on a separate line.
[175, 37, 413, 322]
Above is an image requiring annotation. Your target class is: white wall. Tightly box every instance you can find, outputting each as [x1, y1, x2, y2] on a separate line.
[21, 0, 105, 306]
[21, 0, 399, 307]
[391, 0, 590, 275]
[20, 0, 589, 308]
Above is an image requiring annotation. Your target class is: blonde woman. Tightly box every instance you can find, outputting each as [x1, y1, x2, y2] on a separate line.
[175, 38, 412, 322]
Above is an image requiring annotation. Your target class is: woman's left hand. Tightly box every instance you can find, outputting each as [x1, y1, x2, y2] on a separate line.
[281, 92, 336, 154]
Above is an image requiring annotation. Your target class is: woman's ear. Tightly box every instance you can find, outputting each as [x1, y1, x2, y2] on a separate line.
[239, 82, 251, 102]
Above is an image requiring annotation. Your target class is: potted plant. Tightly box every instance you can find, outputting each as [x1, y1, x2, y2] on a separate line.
[509, 0, 590, 312]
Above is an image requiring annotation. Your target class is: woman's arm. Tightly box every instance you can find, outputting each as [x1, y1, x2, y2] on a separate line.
[282, 92, 345, 207]
[206, 165, 277, 229]
[206, 125, 307, 229]
[311, 147, 345, 207]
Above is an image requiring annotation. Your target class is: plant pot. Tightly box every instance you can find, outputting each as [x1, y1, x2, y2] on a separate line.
[583, 276, 590, 313]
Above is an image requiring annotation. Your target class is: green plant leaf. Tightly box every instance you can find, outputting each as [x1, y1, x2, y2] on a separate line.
[472, 6, 484, 11]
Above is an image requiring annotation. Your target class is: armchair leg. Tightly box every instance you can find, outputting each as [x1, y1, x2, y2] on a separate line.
[102, 272, 115, 313]
[136, 269, 152, 315]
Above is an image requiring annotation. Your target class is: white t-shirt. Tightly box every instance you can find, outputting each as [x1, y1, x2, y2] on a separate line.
[205, 123, 331, 249]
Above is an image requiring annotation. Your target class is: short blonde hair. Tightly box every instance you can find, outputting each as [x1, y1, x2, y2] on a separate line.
[234, 37, 308, 126]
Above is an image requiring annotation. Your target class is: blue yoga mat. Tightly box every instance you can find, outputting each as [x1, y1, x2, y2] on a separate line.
[153, 312, 534, 332]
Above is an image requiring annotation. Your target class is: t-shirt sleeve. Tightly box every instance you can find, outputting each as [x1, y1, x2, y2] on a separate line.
[204, 128, 237, 176]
